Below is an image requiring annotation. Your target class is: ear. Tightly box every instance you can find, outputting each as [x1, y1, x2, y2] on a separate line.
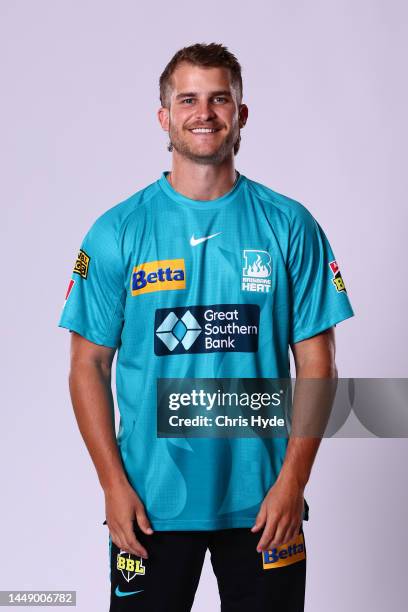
[238, 104, 249, 129]
[158, 107, 170, 132]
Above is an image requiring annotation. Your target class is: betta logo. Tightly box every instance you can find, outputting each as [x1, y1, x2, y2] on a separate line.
[262, 533, 306, 570]
[131, 259, 186, 296]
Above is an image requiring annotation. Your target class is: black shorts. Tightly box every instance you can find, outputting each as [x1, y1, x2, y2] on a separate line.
[109, 521, 306, 611]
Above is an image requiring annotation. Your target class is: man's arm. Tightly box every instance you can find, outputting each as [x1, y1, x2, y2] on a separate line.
[68, 332, 153, 558]
[251, 327, 337, 551]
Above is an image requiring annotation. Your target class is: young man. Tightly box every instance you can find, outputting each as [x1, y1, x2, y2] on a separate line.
[59, 43, 354, 611]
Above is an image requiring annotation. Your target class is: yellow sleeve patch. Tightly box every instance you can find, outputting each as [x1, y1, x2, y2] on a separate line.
[73, 249, 90, 279]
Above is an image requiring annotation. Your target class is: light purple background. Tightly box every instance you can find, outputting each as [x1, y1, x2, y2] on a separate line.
[1, 1, 407, 610]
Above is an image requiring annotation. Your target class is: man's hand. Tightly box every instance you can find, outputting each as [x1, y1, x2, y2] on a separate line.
[104, 481, 153, 559]
[251, 475, 304, 552]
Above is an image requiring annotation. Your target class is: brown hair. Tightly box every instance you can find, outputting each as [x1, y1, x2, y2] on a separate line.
[159, 42, 243, 108]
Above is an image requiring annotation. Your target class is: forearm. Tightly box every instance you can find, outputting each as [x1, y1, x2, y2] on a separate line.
[278, 333, 338, 488]
[68, 361, 129, 492]
[277, 437, 321, 489]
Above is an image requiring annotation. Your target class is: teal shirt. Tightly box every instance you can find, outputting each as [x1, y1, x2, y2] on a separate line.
[58, 171, 354, 530]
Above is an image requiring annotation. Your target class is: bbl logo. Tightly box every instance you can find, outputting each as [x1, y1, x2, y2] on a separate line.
[262, 533, 306, 570]
[329, 260, 347, 293]
[131, 259, 186, 296]
[242, 250, 272, 293]
[73, 249, 90, 279]
[117, 550, 146, 582]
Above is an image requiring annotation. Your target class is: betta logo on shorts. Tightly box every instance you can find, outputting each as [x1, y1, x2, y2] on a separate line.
[329, 260, 347, 293]
[131, 259, 186, 296]
[262, 533, 306, 570]
[116, 550, 146, 582]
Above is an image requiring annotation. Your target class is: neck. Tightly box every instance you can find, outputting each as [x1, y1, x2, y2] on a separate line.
[167, 152, 237, 201]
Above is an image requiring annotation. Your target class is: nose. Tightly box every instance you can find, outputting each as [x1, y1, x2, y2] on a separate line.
[195, 99, 216, 121]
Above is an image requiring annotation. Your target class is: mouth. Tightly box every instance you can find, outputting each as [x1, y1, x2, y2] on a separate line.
[188, 127, 221, 134]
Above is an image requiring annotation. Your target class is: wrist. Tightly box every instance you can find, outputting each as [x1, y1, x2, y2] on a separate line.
[276, 468, 308, 491]
[101, 474, 130, 495]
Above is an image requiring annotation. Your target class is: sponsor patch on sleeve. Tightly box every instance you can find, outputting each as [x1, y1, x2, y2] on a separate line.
[73, 249, 90, 279]
[62, 278, 75, 309]
[262, 532, 306, 569]
[329, 260, 347, 293]
[65, 279, 75, 302]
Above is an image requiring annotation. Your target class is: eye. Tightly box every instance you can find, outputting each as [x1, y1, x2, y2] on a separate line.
[181, 98, 195, 104]
[214, 96, 227, 103]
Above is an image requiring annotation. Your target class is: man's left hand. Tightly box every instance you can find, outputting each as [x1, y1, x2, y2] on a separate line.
[251, 476, 305, 552]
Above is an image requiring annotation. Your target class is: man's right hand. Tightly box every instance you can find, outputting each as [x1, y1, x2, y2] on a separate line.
[104, 481, 154, 559]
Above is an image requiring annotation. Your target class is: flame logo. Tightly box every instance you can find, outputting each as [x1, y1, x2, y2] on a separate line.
[243, 251, 271, 278]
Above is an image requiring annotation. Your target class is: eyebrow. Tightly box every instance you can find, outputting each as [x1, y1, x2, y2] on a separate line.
[175, 90, 232, 100]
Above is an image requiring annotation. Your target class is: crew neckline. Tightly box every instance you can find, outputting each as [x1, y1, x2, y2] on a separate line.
[158, 170, 245, 209]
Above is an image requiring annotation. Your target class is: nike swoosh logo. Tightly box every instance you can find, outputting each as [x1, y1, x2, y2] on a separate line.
[190, 232, 222, 246]
[115, 585, 144, 597]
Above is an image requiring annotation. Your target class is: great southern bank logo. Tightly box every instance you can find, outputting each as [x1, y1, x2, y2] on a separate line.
[131, 259, 186, 296]
[156, 310, 202, 352]
[154, 304, 260, 356]
[242, 250, 272, 293]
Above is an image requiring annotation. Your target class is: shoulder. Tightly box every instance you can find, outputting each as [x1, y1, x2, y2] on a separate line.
[85, 180, 159, 242]
[243, 176, 317, 229]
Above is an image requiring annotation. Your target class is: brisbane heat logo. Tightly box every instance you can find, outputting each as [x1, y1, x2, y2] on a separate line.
[242, 250, 272, 293]
[329, 260, 347, 293]
[131, 259, 186, 296]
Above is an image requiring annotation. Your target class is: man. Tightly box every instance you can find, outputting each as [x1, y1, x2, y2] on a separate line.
[59, 43, 354, 611]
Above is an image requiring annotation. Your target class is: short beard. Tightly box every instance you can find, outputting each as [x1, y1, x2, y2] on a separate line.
[168, 122, 241, 165]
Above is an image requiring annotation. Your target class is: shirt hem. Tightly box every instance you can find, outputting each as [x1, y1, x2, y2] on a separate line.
[58, 320, 119, 349]
[149, 516, 257, 531]
[149, 511, 309, 531]
[291, 309, 354, 345]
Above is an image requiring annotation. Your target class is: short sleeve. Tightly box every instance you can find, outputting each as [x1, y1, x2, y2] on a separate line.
[288, 208, 354, 344]
[58, 215, 126, 348]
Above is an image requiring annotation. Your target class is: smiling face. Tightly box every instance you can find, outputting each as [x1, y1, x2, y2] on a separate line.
[159, 62, 247, 165]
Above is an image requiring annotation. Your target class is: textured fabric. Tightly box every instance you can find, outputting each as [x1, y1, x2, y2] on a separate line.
[59, 171, 354, 530]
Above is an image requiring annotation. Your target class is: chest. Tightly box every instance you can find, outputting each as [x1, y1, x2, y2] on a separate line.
[123, 206, 287, 307]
